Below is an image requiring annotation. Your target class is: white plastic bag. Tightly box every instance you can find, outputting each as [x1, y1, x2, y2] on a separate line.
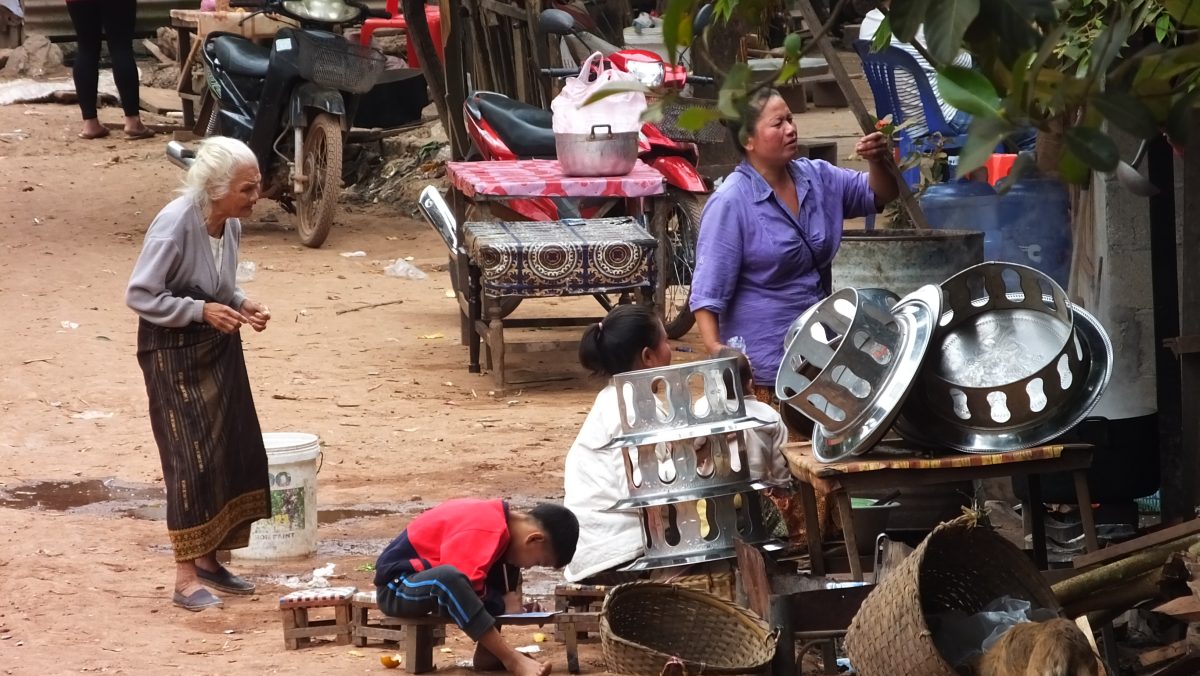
[550, 52, 647, 135]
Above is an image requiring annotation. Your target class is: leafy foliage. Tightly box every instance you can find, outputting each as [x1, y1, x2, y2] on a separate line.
[636, 0, 1198, 184]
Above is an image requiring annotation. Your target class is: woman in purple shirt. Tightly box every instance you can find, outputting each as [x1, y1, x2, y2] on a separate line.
[690, 89, 899, 400]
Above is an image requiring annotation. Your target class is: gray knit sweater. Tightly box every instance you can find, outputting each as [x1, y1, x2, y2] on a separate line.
[126, 195, 246, 327]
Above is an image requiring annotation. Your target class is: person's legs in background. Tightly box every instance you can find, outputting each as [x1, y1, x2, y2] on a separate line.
[99, 0, 152, 138]
[66, 0, 107, 139]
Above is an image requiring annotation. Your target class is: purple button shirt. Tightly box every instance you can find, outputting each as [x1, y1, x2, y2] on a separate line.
[690, 159, 878, 387]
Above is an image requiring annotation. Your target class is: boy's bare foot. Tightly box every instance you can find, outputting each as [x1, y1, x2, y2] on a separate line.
[505, 653, 550, 676]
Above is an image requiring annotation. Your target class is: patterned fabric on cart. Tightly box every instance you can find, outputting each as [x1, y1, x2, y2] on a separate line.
[464, 217, 657, 298]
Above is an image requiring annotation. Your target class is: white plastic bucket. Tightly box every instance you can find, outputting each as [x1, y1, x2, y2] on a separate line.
[233, 432, 322, 560]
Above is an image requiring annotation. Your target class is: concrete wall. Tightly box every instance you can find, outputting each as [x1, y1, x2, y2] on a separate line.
[1084, 132, 1159, 420]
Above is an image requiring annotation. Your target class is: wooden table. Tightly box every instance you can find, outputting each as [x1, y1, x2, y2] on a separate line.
[782, 440, 1100, 581]
[445, 160, 666, 386]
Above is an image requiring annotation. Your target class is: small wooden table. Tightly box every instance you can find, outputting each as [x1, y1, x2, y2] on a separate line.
[445, 160, 666, 386]
[782, 441, 1100, 581]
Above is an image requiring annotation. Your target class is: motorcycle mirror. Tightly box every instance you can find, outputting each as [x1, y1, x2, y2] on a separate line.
[538, 9, 577, 35]
[693, 4, 714, 34]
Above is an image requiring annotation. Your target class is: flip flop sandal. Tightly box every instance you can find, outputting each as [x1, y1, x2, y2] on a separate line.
[173, 587, 223, 612]
[78, 128, 110, 140]
[196, 565, 256, 595]
[125, 127, 156, 140]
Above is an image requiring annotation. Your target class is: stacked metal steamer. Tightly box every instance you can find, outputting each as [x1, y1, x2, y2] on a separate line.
[775, 262, 1114, 461]
[602, 357, 780, 570]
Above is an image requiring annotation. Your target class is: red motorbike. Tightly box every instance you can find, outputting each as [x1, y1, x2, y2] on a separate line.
[458, 7, 716, 338]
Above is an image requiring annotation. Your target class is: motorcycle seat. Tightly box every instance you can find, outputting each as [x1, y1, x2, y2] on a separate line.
[210, 35, 271, 78]
[469, 92, 556, 158]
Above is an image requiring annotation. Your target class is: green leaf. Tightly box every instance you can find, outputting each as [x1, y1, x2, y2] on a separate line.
[774, 61, 799, 86]
[661, 0, 695, 65]
[1092, 90, 1160, 139]
[1057, 148, 1092, 186]
[937, 66, 1001, 118]
[925, 0, 980, 64]
[1164, 0, 1200, 27]
[1088, 13, 1132, 80]
[1156, 13, 1172, 41]
[641, 100, 666, 124]
[717, 88, 741, 119]
[958, 116, 1008, 175]
[582, 81, 652, 106]
[871, 15, 893, 53]
[783, 33, 802, 61]
[1065, 126, 1120, 172]
[888, 0, 932, 43]
[676, 106, 723, 131]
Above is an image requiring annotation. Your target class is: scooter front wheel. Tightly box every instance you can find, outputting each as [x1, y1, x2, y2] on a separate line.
[295, 113, 343, 248]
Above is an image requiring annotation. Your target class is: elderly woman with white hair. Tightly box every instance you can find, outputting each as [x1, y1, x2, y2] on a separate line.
[126, 136, 271, 612]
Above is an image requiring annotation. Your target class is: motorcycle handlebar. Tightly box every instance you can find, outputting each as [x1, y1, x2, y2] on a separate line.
[541, 67, 581, 77]
[688, 75, 715, 85]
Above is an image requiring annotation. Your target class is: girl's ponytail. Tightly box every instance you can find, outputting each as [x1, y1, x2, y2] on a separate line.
[577, 304, 661, 376]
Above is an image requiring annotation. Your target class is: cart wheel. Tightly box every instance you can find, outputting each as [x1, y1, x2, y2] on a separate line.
[295, 112, 342, 248]
[651, 188, 704, 339]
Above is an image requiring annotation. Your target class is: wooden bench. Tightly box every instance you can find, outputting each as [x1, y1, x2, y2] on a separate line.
[553, 584, 608, 674]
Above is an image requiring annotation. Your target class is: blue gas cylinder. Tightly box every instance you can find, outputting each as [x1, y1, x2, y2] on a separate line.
[918, 179, 999, 256]
[996, 175, 1072, 290]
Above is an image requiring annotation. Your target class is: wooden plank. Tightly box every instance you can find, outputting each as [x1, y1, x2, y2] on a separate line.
[478, 0, 528, 22]
[1151, 596, 1200, 622]
[790, 0, 931, 231]
[1150, 654, 1200, 676]
[140, 86, 184, 114]
[1074, 519, 1200, 569]
[1140, 640, 1190, 669]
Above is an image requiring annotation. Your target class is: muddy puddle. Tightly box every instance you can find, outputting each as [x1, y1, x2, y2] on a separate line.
[0, 478, 417, 525]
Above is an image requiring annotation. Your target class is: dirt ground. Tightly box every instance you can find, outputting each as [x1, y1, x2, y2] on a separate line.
[0, 95, 867, 675]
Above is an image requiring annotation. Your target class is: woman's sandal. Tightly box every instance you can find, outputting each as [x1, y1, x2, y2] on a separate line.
[78, 128, 110, 140]
[173, 587, 223, 612]
[125, 127, 156, 141]
[196, 565, 256, 595]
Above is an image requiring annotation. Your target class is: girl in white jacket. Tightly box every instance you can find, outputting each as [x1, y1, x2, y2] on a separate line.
[563, 305, 673, 582]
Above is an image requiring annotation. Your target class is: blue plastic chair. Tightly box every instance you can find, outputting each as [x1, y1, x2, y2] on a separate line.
[853, 39, 968, 187]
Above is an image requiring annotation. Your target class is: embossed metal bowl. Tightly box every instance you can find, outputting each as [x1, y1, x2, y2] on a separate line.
[909, 263, 1082, 433]
[895, 263, 1113, 452]
[896, 300, 1112, 452]
[776, 286, 941, 462]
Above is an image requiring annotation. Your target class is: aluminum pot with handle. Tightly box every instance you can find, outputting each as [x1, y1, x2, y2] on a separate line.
[556, 124, 639, 177]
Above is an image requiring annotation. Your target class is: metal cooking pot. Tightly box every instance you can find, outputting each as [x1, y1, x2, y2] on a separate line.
[555, 124, 639, 177]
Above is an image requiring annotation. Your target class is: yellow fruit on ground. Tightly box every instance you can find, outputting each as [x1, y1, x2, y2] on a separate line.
[533, 632, 547, 643]
[380, 653, 402, 669]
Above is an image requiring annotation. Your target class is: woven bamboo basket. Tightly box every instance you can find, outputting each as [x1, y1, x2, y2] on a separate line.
[600, 581, 777, 675]
[844, 518, 1060, 676]
[670, 569, 736, 601]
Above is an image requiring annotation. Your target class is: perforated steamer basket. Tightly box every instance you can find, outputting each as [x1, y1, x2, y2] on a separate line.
[601, 357, 779, 509]
[776, 286, 941, 462]
[895, 262, 1113, 453]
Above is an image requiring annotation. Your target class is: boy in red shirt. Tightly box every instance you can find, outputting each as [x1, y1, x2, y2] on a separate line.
[374, 499, 578, 676]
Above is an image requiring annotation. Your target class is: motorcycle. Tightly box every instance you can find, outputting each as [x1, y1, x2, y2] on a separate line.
[166, 0, 400, 248]
[453, 6, 717, 338]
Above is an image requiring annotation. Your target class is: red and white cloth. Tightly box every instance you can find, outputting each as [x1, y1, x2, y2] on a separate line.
[447, 160, 665, 199]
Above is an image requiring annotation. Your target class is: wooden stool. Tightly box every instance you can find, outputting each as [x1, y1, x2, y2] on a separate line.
[395, 612, 560, 674]
[278, 586, 356, 650]
[350, 590, 446, 648]
[553, 584, 608, 675]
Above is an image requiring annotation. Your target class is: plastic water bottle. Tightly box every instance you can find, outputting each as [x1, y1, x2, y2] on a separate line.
[728, 336, 746, 352]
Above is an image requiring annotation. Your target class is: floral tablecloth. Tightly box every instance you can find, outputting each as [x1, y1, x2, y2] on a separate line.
[447, 160, 666, 199]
